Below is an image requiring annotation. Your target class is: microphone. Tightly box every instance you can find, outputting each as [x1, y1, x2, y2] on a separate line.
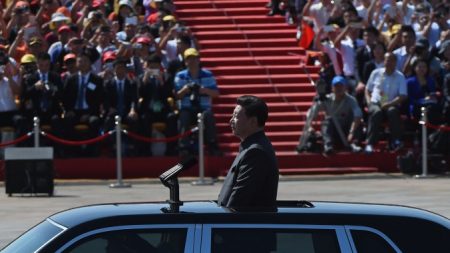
[159, 155, 197, 184]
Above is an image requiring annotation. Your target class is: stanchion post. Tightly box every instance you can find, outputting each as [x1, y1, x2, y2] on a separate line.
[192, 112, 214, 185]
[110, 115, 131, 188]
[415, 107, 429, 178]
[33, 117, 40, 147]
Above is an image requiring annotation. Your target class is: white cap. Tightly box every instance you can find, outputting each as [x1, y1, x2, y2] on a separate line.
[119, 0, 133, 8]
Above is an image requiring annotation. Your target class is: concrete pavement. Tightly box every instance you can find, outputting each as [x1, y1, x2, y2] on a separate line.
[1, 173, 449, 249]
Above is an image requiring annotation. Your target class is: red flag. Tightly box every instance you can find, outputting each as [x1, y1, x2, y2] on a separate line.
[298, 21, 315, 49]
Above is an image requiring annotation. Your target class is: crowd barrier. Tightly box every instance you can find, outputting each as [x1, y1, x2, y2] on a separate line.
[0, 114, 207, 186]
[1, 108, 448, 178]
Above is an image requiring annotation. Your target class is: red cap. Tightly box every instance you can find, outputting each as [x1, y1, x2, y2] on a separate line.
[102, 51, 116, 63]
[58, 25, 71, 34]
[92, 0, 104, 8]
[135, 36, 152, 45]
[63, 53, 76, 62]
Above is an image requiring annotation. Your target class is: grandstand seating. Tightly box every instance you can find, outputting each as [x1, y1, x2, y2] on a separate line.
[174, 0, 399, 175]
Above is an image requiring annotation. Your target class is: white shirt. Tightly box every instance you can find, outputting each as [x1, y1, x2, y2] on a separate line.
[392, 46, 408, 71]
[340, 37, 365, 77]
[0, 77, 18, 112]
[309, 2, 331, 33]
[366, 68, 407, 104]
[76, 73, 90, 110]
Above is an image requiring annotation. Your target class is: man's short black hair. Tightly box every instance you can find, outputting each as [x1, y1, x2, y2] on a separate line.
[236, 95, 268, 127]
[401, 25, 416, 37]
[37, 52, 51, 61]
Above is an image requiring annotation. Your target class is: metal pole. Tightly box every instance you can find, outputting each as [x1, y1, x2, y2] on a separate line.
[33, 117, 40, 147]
[110, 115, 131, 188]
[415, 107, 429, 179]
[192, 112, 213, 185]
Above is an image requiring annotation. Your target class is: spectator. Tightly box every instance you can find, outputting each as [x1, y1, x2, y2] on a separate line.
[319, 76, 363, 155]
[103, 58, 139, 155]
[129, 35, 154, 76]
[99, 50, 117, 82]
[16, 52, 63, 144]
[174, 48, 222, 156]
[405, 58, 440, 124]
[302, 0, 334, 34]
[389, 25, 416, 72]
[62, 50, 104, 156]
[333, 17, 365, 93]
[61, 53, 78, 82]
[48, 25, 77, 72]
[364, 52, 407, 153]
[0, 55, 20, 129]
[362, 40, 387, 85]
[138, 54, 177, 155]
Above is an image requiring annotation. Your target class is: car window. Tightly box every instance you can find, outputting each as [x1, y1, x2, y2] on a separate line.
[351, 230, 397, 253]
[1, 220, 64, 253]
[211, 228, 341, 253]
[63, 228, 187, 253]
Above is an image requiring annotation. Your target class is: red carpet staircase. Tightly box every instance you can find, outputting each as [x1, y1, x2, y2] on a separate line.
[175, 0, 399, 175]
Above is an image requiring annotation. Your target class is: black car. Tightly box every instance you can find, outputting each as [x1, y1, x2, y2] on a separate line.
[2, 158, 449, 253]
[1, 200, 449, 253]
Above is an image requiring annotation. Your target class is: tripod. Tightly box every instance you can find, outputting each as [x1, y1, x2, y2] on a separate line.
[297, 96, 349, 152]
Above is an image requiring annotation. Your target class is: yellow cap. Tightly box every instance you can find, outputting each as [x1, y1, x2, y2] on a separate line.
[21, 54, 37, 64]
[183, 48, 199, 59]
[29, 36, 43, 46]
[162, 15, 176, 22]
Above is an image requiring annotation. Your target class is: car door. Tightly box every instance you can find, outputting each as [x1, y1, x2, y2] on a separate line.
[200, 224, 353, 253]
[54, 224, 197, 253]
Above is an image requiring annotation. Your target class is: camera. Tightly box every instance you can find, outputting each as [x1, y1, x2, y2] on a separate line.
[187, 82, 201, 107]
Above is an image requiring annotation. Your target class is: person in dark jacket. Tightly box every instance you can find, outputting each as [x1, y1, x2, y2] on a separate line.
[16, 52, 63, 143]
[218, 95, 279, 210]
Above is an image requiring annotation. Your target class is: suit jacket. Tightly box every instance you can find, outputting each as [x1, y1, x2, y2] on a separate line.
[104, 77, 138, 117]
[218, 131, 279, 209]
[62, 72, 104, 115]
[21, 71, 63, 115]
[138, 74, 172, 117]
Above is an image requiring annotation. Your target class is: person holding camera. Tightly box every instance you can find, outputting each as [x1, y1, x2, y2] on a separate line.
[138, 54, 178, 156]
[15, 52, 63, 144]
[174, 48, 222, 157]
[319, 76, 363, 155]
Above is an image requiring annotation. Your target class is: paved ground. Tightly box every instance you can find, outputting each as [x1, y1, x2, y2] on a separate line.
[1, 173, 449, 249]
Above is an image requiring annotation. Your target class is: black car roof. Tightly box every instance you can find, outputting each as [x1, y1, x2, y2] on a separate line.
[49, 200, 450, 229]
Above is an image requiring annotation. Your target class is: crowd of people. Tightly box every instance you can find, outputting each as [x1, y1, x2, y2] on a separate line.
[0, 0, 449, 158]
[0, 0, 222, 157]
[276, 0, 450, 155]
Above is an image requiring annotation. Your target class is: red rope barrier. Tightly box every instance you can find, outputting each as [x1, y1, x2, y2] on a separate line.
[41, 131, 114, 146]
[425, 123, 450, 131]
[0, 133, 32, 147]
[124, 127, 198, 143]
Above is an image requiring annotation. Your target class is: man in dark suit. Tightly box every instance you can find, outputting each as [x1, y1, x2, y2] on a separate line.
[103, 58, 139, 155]
[16, 52, 63, 143]
[218, 95, 279, 209]
[62, 50, 104, 156]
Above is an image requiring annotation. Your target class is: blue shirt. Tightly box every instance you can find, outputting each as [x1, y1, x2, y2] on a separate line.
[406, 76, 436, 114]
[174, 68, 218, 110]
